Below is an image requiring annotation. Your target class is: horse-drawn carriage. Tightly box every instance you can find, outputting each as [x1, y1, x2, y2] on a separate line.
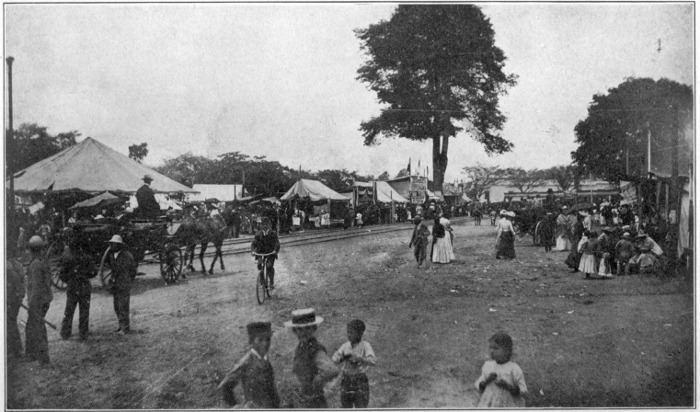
[45, 218, 184, 290]
[512, 207, 552, 246]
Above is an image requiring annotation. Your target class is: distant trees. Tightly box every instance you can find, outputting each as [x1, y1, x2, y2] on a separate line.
[461, 164, 509, 200]
[377, 171, 390, 181]
[8, 123, 80, 172]
[128, 143, 149, 163]
[356, 5, 517, 189]
[571, 77, 693, 183]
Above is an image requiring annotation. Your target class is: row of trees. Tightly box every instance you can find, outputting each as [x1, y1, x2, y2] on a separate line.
[461, 164, 578, 201]
[152, 151, 378, 197]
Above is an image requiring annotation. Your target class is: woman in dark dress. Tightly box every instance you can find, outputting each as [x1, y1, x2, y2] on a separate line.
[565, 213, 585, 272]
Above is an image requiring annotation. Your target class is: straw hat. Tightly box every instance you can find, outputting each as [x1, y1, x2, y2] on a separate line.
[284, 308, 324, 328]
[107, 235, 124, 244]
[27, 235, 47, 249]
[506, 211, 516, 217]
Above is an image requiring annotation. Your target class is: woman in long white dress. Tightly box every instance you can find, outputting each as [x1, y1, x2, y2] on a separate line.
[432, 212, 455, 264]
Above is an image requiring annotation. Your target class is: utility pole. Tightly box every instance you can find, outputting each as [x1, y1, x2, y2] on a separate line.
[6, 56, 15, 240]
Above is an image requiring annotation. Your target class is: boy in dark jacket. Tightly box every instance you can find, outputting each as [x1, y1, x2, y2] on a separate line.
[218, 322, 280, 408]
[408, 217, 430, 267]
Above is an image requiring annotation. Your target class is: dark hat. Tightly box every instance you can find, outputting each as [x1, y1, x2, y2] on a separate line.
[246, 322, 272, 338]
[284, 308, 324, 328]
[143, 174, 154, 182]
[413, 216, 422, 224]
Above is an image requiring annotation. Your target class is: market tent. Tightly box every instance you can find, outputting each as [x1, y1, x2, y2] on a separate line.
[69, 191, 125, 210]
[281, 179, 348, 202]
[11, 137, 196, 194]
[353, 181, 409, 203]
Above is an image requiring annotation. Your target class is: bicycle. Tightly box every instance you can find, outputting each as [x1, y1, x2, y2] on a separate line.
[253, 252, 276, 304]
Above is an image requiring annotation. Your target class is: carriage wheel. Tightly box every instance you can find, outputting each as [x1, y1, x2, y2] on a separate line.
[99, 246, 114, 289]
[46, 240, 68, 290]
[160, 245, 182, 285]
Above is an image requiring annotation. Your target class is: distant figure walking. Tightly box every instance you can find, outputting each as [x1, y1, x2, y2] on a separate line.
[495, 212, 516, 260]
[409, 217, 430, 267]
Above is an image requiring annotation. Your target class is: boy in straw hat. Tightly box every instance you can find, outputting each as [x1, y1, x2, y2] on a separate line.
[25, 235, 52, 363]
[218, 322, 280, 408]
[285, 308, 339, 408]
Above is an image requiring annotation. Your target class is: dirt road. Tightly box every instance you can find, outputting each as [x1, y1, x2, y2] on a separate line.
[7, 220, 693, 408]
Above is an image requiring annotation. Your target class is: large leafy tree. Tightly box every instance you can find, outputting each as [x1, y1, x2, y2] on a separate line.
[543, 165, 578, 193]
[572, 77, 693, 184]
[461, 164, 508, 200]
[506, 167, 545, 194]
[356, 5, 517, 189]
[8, 123, 80, 172]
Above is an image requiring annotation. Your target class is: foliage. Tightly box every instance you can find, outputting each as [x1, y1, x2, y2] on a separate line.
[571, 77, 693, 183]
[152, 153, 215, 187]
[128, 142, 149, 163]
[356, 5, 517, 188]
[317, 169, 366, 192]
[461, 164, 508, 200]
[8, 123, 80, 172]
[542, 165, 577, 193]
[377, 171, 390, 181]
[395, 168, 410, 179]
[506, 167, 545, 194]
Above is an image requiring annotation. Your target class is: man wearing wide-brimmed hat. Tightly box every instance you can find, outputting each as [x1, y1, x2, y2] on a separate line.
[25, 235, 53, 363]
[285, 308, 339, 408]
[105, 235, 137, 335]
[135, 174, 161, 219]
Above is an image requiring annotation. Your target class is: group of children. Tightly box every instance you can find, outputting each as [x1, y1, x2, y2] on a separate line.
[219, 308, 527, 408]
[575, 227, 663, 278]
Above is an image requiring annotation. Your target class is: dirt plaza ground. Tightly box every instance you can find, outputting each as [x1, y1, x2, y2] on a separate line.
[6, 220, 694, 408]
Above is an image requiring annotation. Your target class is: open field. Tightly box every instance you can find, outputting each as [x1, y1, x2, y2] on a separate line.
[6, 221, 694, 408]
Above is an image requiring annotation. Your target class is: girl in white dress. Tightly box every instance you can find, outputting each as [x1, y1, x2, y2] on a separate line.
[431, 212, 455, 263]
[475, 332, 527, 407]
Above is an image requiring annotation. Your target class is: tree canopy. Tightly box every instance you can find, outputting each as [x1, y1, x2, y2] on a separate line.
[461, 164, 508, 200]
[572, 77, 693, 183]
[128, 142, 149, 163]
[8, 123, 80, 172]
[356, 5, 517, 189]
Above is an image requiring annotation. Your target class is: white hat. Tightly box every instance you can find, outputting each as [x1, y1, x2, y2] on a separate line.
[284, 308, 324, 328]
[506, 211, 516, 217]
[107, 235, 124, 244]
[499, 209, 507, 216]
[27, 235, 47, 248]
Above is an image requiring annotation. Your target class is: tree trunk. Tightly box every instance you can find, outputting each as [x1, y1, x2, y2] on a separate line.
[432, 121, 451, 191]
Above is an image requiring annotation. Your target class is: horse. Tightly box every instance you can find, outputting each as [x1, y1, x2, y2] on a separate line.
[177, 205, 234, 275]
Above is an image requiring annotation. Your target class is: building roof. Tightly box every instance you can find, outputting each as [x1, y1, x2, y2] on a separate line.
[187, 184, 247, 202]
[11, 137, 196, 194]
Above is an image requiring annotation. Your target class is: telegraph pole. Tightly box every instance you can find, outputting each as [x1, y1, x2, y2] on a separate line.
[6, 56, 15, 237]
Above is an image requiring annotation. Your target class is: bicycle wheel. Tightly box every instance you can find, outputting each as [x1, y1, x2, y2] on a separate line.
[256, 265, 267, 304]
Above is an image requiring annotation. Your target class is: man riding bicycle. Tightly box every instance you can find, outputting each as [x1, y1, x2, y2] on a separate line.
[251, 217, 280, 289]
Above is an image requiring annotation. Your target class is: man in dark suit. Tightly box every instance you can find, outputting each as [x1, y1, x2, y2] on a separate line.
[59, 236, 97, 340]
[135, 174, 161, 219]
[106, 235, 137, 335]
[250, 218, 280, 289]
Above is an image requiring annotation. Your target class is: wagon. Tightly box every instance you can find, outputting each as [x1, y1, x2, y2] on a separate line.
[45, 219, 184, 290]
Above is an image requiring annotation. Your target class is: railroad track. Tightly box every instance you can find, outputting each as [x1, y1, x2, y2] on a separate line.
[141, 216, 473, 264]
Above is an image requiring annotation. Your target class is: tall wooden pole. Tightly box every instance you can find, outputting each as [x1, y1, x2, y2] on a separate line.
[6, 56, 15, 236]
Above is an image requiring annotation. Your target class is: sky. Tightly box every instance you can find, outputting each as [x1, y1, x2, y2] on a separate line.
[3, 3, 694, 183]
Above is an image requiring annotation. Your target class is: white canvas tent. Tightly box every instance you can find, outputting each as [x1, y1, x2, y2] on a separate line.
[11, 137, 196, 194]
[281, 179, 348, 202]
[353, 181, 410, 203]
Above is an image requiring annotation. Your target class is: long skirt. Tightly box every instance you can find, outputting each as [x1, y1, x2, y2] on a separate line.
[432, 236, 455, 263]
[496, 231, 516, 259]
[578, 253, 597, 274]
[598, 254, 613, 277]
[555, 235, 571, 251]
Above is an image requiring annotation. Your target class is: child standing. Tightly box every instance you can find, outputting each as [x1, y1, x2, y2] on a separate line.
[408, 217, 430, 267]
[285, 308, 339, 408]
[218, 322, 280, 408]
[332, 319, 377, 408]
[577, 230, 599, 279]
[474, 332, 527, 408]
[615, 232, 636, 275]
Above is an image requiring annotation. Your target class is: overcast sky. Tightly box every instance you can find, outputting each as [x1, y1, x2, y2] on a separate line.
[4, 3, 694, 183]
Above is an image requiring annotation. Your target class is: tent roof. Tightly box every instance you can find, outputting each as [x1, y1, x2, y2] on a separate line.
[353, 181, 409, 203]
[281, 179, 348, 202]
[187, 184, 246, 202]
[69, 191, 125, 210]
[11, 137, 196, 194]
